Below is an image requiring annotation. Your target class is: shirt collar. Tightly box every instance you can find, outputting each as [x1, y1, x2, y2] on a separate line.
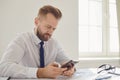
[32, 31, 41, 45]
[31, 30, 48, 45]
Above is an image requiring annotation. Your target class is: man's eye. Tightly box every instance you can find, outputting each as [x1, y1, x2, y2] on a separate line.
[53, 28, 56, 31]
[46, 26, 51, 29]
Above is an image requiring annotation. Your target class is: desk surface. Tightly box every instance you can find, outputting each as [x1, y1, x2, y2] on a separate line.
[2, 68, 120, 80]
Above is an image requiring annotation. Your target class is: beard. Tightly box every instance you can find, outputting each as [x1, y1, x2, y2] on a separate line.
[37, 29, 51, 41]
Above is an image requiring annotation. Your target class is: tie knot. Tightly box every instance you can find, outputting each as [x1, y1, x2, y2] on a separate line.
[40, 41, 44, 46]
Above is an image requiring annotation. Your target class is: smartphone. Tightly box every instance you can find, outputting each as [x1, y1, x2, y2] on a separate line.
[61, 60, 79, 70]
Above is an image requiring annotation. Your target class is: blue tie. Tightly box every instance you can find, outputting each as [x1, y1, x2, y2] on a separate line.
[40, 41, 45, 68]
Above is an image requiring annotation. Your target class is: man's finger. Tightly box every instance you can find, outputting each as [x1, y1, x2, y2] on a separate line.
[61, 68, 67, 71]
[49, 62, 59, 67]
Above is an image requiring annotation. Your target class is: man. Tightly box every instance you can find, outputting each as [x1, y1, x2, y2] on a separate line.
[0, 5, 75, 79]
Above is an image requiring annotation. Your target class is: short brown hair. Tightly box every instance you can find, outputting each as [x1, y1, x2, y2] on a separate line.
[38, 5, 62, 19]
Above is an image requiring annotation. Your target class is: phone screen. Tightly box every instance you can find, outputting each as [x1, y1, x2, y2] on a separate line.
[61, 60, 79, 70]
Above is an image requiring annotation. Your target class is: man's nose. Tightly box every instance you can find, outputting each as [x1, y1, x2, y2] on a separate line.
[48, 28, 54, 34]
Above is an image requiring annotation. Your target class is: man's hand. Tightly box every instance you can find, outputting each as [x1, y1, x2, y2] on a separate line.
[62, 67, 75, 77]
[37, 63, 67, 78]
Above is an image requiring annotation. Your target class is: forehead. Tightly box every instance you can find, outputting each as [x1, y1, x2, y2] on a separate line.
[44, 13, 58, 27]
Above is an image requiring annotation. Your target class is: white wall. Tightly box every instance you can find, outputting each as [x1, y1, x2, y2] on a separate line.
[0, 0, 79, 60]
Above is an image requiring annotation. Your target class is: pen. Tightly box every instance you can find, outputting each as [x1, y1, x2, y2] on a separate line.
[95, 75, 111, 80]
[7, 77, 11, 80]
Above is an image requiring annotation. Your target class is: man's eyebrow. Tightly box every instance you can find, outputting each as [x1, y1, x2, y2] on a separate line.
[47, 24, 52, 27]
[47, 24, 54, 28]
[45, 23, 56, 29]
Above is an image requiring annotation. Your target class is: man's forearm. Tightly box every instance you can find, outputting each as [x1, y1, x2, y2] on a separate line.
[0, 62, 37, 78]
[37, 68, 44, 78]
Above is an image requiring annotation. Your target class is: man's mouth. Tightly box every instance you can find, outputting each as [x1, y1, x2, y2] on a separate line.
[46, 33, 51, 36]
[44, 33, 51, 38]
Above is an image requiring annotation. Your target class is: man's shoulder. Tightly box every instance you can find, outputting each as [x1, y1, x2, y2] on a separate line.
[47, 37, 61, 46]
[16, 32, 32, 36]
[15, 32, 33, 38]
[12, 32, 33, 42]
[48, 37, 57, 43]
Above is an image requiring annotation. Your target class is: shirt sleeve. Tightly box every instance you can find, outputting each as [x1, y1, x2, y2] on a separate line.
[0, 34, 38, 78]
[55, 40, 71, 64]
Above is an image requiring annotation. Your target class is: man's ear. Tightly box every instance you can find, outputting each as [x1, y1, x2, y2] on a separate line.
[34, 17, 39, 26]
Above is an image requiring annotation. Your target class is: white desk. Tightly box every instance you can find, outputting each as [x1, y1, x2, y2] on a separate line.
[2, 68, 120, 80]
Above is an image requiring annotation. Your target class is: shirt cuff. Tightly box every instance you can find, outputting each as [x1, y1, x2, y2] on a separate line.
[27, 67, 38, 78]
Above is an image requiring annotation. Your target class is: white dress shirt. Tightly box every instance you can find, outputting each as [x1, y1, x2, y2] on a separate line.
[0, 32, 70, 78]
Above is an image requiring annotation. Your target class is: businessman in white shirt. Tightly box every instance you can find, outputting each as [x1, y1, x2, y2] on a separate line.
[0, 5, 75, 79]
